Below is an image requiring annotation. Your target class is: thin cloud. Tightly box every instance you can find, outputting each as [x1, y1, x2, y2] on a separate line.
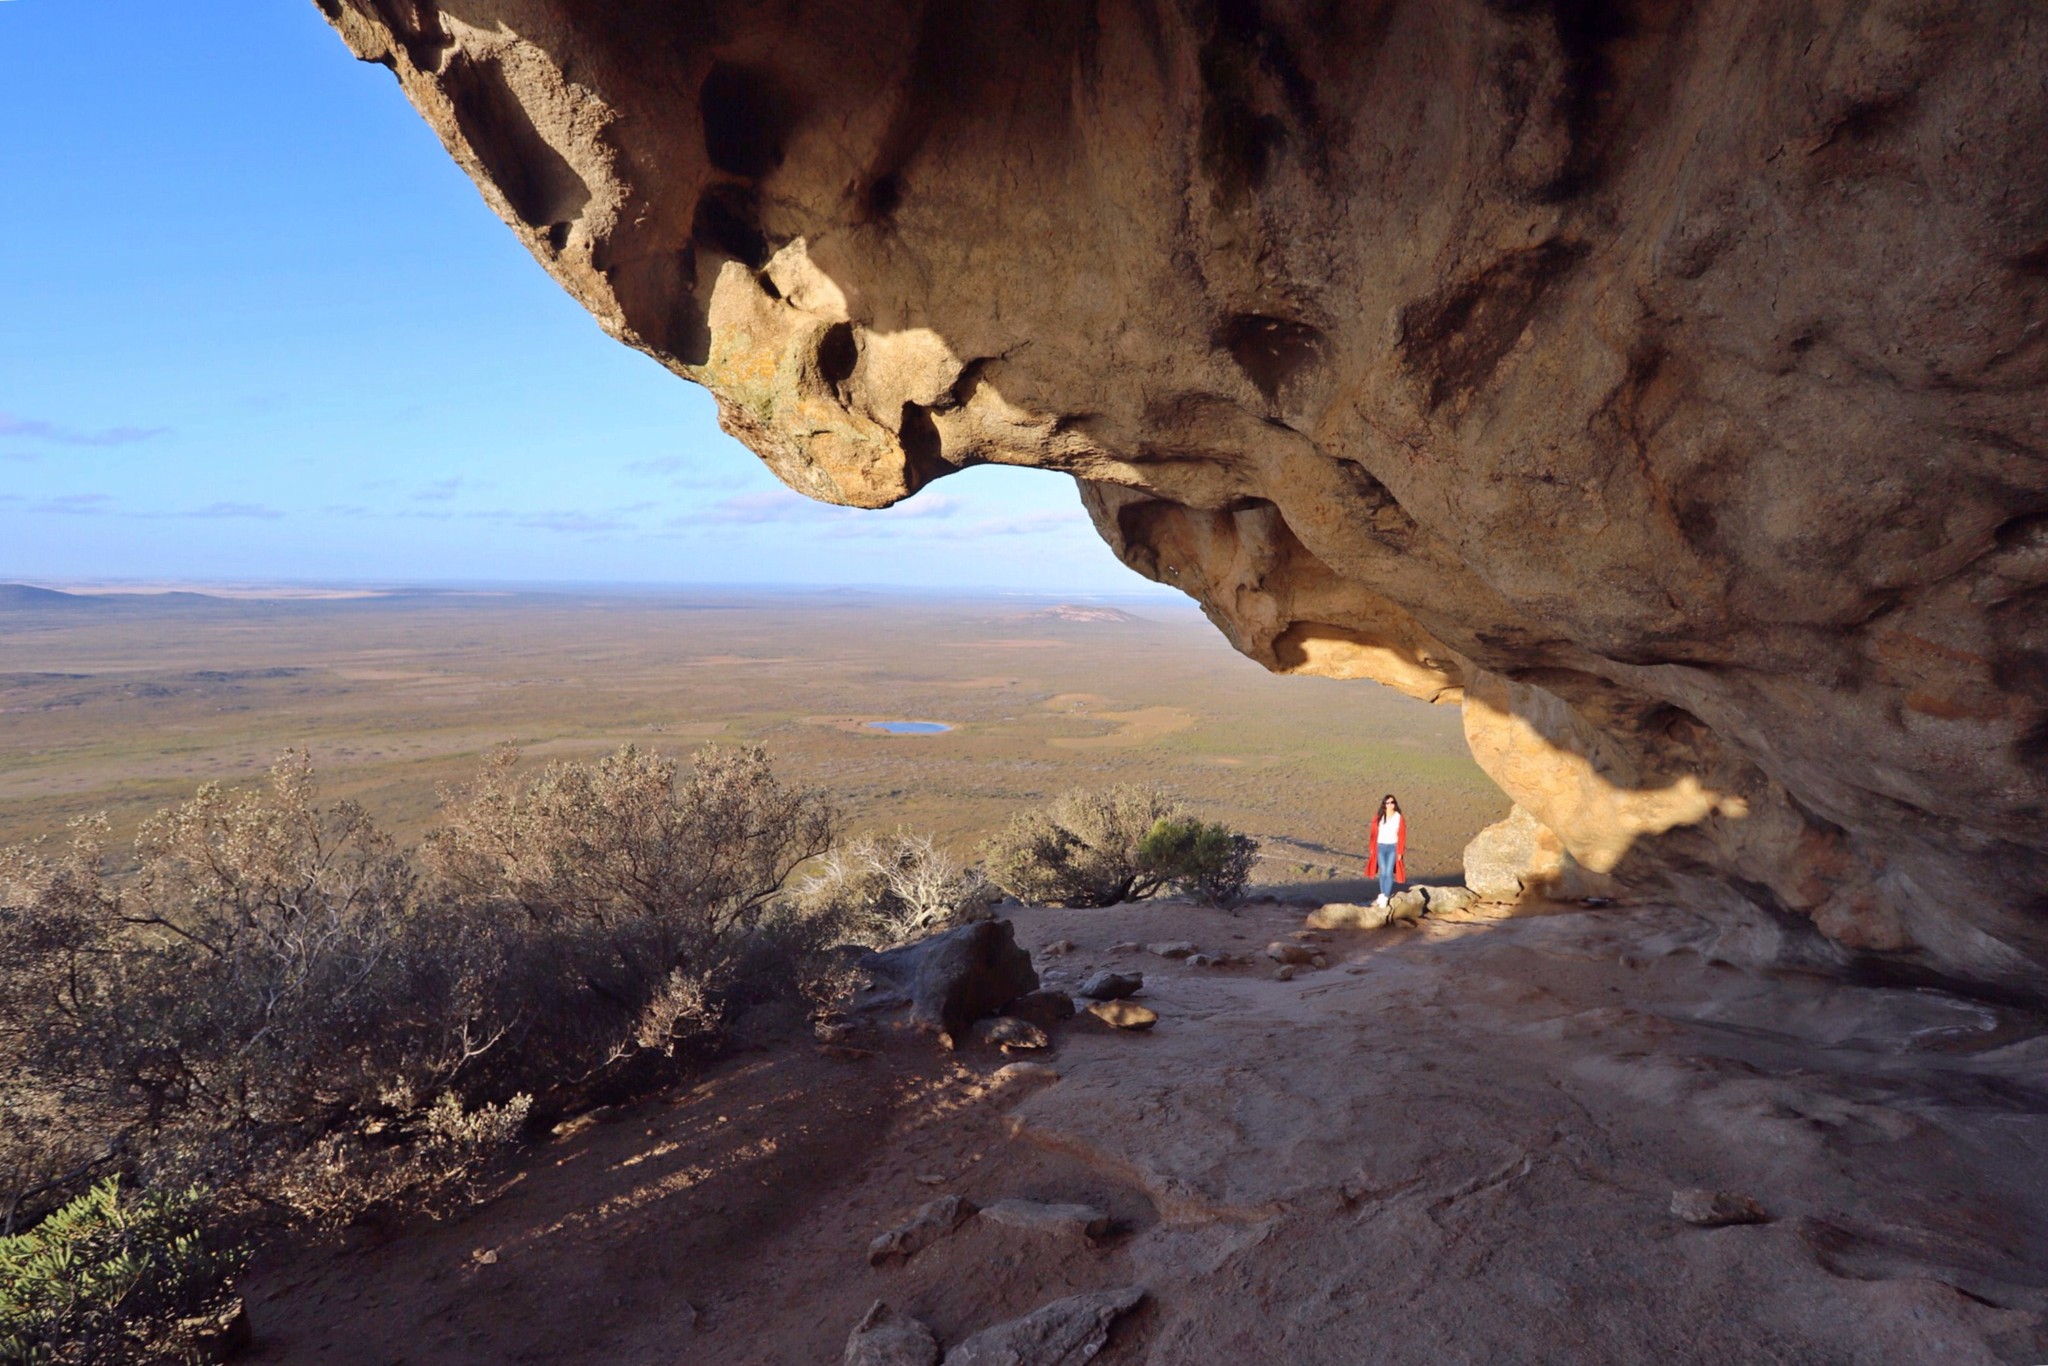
[0, 414, 168, 447]
[184, 501, 285, 520]
[35, 493, 115, 515]
[520, 510, 628, 534]
[413, 477, 469, 502]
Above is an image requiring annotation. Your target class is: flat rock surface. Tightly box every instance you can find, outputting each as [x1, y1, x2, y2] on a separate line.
[241, 899, 2048, 1363]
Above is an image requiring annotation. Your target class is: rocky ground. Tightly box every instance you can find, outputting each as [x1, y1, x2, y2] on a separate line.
[243, 899, 2048, 1364]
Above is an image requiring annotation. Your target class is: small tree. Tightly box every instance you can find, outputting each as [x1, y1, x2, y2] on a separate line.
[981, 786, 1188, 907]
[1136, 817, 1260, 908]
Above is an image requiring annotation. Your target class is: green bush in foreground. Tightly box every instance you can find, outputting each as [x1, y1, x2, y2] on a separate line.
[1, 1180, 243, 1365]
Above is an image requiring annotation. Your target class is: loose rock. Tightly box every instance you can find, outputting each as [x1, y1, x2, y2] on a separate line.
[1388, 888, 1429, 922]
[1077, 971, 1143, 1001]
[991, 1061, 1060, 1088]
[1303, 903, 1394, 932]
[970, 1015, 1050, 1052]
[1265, 942, 1317, 965]
[1671, 1189, 1770, 1227]
[868, 1195, 976, 1267]
[844, 1301, 941, 1366]
[943, 1286, 1146, 1366]
[1422, 885, 1479, 916]
[1003, 990, 1076, 1030]
[1041, 939, 1077, 956]
[1146, 941, 1198, 958]
[1085, 1000, 1158, 1031]
[1273, 965, 1296, 982]
[977, 1199, 1111, 1241]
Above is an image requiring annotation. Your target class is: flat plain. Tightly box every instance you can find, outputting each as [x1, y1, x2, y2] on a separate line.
[0, 586, 1506, 888]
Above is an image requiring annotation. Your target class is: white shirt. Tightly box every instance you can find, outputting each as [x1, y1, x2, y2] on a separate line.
[1378, 812, 1402, 843]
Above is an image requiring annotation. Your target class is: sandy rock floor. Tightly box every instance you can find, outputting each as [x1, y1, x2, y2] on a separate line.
[242, 900, 2048, 1364]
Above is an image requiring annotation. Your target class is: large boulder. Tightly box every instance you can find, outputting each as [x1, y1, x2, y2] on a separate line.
[1464, 805, 1584, 904]
[861, 920, 1039, 1046]
[316, 0, 2048, 996]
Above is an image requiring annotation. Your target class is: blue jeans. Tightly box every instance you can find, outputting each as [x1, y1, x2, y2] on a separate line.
[1377, 845, 1398, 900]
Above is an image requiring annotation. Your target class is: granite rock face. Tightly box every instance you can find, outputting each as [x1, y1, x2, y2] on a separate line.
[316, 0, 2048, 992]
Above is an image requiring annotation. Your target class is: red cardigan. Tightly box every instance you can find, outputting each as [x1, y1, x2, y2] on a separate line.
[1365, 813, 1406, 881]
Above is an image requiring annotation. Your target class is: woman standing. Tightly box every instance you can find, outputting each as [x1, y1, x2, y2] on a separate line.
[1366, 794, 1406, 907]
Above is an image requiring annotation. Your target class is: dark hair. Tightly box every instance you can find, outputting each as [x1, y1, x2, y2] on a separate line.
[1378, 794, 1401, 815]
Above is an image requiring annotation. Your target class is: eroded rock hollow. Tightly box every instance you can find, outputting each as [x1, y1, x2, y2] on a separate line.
[317, 0, 2048, 993]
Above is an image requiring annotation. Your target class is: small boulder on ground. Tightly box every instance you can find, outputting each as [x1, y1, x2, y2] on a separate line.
[1003, 990, 1076, 1030]
[1388, 888, 1429, 921]
[1304, 902, 1393, 931]
[1273, 964, 1296, 982]
[991, 1061, 1060, 1088]
[844, 1301, 941, 1366]
[1671, 1189, 1770, 1227]
[943, 1286, 1147, 1366]
[970, 1016, 1051, 1053]
[860, 920, 1040, 1045]
[1421, 885, 1478, 916]
[1265, 941, 1317, 965]
[1085, 1000, 1158, 1031]
[977, 1199, 1111, 1241]
[1077, 970, 1143, 1000]
[1146, 940, 1198, 958]
[868, 1195, 977, 1267]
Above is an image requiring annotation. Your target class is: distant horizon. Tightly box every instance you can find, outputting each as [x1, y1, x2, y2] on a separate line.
[0, 575, 1191, 604]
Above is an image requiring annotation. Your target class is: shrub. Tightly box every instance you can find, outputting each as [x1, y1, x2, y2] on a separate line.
[795, 831, 996, 948]
[981, 786, 1189, 907]
[0, 1179, 244, 1365]
[0, 743, 841, 1236]
[1136, 817, 1260, 908]
[425, 742, 835, 942]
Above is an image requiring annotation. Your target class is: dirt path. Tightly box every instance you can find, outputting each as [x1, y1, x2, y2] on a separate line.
[243, 900, 2048, 1363]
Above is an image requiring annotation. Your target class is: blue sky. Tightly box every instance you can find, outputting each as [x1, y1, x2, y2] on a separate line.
[0, 1, 1154, 594]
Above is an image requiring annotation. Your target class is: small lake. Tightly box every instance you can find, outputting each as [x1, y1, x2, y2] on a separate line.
[866, 720, 954, 734]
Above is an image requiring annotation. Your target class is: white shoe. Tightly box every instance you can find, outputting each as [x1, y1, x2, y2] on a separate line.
[1373, 894, 1388, 907]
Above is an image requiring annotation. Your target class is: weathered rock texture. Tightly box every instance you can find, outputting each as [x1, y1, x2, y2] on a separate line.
[316, 0, 2048, 992]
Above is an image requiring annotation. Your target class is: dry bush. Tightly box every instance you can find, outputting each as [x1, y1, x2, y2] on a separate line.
[0, 742, 839, 1238]
[795, 831, 996, 949]
[981, 786, 1191, 907]
[426, 742, 834, 939]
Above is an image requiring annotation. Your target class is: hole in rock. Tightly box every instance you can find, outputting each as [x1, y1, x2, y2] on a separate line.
[690, 182, 768, 268]
[817, 324, 858, 388]
[1216, 314, 1327, 404]
[862, 171, 904, 222]
[898, 402, 948, 489]
[699, 62, 796, 180]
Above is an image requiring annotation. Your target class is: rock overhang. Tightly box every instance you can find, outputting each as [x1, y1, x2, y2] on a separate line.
[314, 0, 2048, 995]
